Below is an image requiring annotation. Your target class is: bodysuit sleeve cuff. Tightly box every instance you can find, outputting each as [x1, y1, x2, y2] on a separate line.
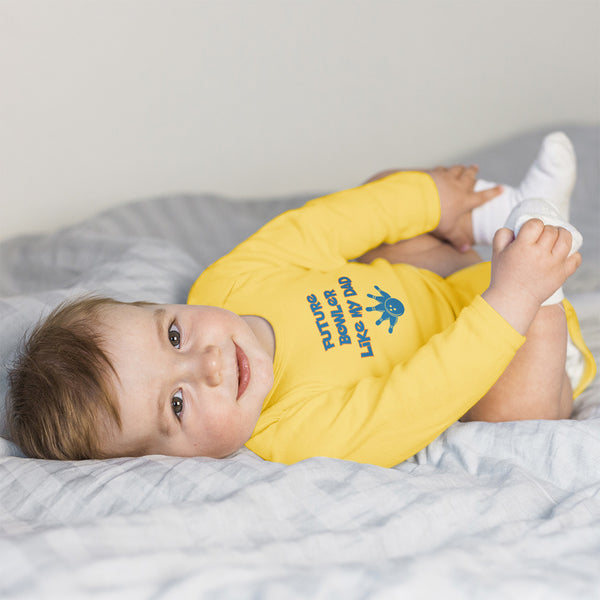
[473, 295, 527, 351]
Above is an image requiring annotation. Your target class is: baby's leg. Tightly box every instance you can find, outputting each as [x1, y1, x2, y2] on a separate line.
[462, 191, 583, 422]
[356, 234, 481, 278]
[462, 304, 573, 421]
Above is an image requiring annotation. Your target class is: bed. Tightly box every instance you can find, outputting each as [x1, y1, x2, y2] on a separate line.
[0, 125, 598, 599]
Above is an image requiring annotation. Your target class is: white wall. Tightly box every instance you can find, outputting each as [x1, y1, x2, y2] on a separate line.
[1, 0, 599, 240]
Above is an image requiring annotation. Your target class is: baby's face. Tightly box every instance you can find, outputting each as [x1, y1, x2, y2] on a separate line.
[98, 303, 275, 458]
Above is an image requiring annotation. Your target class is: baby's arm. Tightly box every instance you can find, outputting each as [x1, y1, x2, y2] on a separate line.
[482, 220, 581, 334]
[364, 165, 503, 252]
[202, 172, 444, 275]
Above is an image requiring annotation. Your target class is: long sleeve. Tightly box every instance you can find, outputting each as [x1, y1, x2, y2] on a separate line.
[197, 172, 440, 277]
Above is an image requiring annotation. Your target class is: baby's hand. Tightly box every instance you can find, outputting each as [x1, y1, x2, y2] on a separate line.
[483, 220, 582, 334]
[428, 165, 502, 252]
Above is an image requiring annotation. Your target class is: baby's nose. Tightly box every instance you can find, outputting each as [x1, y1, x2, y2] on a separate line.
[201, 345, 222, 387]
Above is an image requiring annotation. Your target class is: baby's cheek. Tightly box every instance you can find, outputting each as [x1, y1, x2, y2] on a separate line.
[202, 409, 246, 455]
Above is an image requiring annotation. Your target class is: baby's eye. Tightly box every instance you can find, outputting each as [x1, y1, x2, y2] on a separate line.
[172, 390, 184, 418]
[168, 322, 181, 348]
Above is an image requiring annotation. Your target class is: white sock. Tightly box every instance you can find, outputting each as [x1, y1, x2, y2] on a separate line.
[504, 198, 583, 306]
[472, 132, 576, 245]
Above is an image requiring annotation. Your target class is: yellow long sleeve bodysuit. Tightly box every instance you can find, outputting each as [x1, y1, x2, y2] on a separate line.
[188, 172, 595, 468]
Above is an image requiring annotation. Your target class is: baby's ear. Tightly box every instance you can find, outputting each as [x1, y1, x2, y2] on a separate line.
[492, 227, 515, 254]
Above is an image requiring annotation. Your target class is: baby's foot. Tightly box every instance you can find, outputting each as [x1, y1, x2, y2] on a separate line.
[504, 198, 582, 256]
[472, 132, 576, 245]
[517, 131, 576, 220]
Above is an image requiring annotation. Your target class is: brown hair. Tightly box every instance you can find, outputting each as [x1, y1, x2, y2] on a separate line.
[6, 296, 129, 460]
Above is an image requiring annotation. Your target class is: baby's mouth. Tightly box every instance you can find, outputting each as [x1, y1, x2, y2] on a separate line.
[235, 343, 250, 400]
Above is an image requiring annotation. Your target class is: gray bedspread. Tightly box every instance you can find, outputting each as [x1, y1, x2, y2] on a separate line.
[0, 126, 598, 599]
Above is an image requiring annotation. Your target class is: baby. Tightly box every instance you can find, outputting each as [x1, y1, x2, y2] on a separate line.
[7, 133, 596, 466]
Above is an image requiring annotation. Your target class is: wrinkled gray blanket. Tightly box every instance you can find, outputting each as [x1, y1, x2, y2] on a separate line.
[0, 126, 598, 599]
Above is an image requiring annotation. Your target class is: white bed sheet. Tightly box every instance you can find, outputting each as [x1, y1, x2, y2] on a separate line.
[0, 126, 598, 599]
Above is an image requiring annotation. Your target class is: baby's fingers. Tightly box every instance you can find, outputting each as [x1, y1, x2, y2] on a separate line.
[470, 184, 503, 208]
[538, 224, 561, 250]
[461, 165, 479, 181]
[552, 227, 574, 256]
[492, 227, 515, 254]
[448, 165, 466, 177]
[517, 218, 545, 243]
[565, 251, 582, 278]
